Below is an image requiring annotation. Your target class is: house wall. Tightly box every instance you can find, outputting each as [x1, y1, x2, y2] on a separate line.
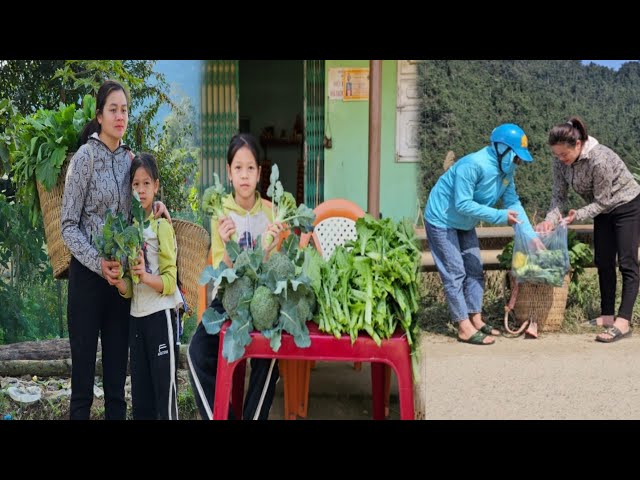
[239, 60, 303, 196]
[323, 60, 419, 222]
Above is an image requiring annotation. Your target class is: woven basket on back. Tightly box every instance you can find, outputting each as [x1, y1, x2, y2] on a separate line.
[513, 274, 570, 332]
[36, 154, 73, 279]
[173, 219, 210, 316]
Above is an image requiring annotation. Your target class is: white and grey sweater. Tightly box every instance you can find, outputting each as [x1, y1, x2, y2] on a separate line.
[546, 136, 640, 224]
[61, 133, 133, 277]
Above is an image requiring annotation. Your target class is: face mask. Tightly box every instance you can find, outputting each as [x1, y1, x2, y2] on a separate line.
[496, 144, 517, 175]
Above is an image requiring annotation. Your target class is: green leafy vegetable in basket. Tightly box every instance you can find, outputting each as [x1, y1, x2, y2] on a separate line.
[4, 95, 96, 226]
[499, 229, 593, 300]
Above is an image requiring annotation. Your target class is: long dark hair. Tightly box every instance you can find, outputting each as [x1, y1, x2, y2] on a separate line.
[226, 133, 261, 166]
[80, 80, 130, 145]
[548, 116, 588, 147]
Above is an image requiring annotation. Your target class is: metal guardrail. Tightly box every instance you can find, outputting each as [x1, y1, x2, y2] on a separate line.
[417, 225, 595, 272]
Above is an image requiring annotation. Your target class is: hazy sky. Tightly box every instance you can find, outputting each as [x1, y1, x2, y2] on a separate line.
[582, 60, 638, 70]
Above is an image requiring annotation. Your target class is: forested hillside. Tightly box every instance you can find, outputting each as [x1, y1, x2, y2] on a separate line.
[417, 60, 640, 221]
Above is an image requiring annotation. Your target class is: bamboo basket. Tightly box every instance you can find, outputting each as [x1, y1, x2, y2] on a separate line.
[173, 219, 210, 316]
[513, 274, 570, 332]
[36, 154, 73, 279]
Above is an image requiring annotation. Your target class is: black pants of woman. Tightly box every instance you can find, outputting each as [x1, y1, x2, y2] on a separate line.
[594, 193, 640, 321]
[67, 257, 130, 420]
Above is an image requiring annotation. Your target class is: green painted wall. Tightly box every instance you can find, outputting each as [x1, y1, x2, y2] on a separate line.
[323, 60, 419, 222]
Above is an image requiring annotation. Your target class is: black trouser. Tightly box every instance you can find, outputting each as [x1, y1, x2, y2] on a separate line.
[67, 257, 130, 420]
[594, 193, 640, 321]
[130, 309, 179, 420]
[187, 298, 279, 420]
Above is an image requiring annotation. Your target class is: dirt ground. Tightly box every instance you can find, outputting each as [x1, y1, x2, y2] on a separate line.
[272, 331, 640, 420]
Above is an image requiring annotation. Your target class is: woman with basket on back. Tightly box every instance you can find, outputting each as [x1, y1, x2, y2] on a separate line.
[61, 80, 170, 420]
[536, 116, 640, 343]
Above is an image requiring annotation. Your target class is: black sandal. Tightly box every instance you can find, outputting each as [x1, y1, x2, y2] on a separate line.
[595, 326, 632, 343]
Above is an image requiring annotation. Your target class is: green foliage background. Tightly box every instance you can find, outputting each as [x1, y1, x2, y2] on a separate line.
[0, 61, 199, 344]
[417, 60, 640, 221]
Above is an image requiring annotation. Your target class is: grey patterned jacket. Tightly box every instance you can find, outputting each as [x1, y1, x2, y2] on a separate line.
[61, 133, 132, 276]
[545, 136, 640, 225]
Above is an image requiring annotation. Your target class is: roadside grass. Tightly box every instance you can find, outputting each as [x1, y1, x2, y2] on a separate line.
[417, 268, 640, 337]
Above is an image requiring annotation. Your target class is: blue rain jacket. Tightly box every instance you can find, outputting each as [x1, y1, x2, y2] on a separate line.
[424, 144, 535, 237]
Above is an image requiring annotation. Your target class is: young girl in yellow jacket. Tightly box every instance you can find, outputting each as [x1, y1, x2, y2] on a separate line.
[115, 153, 183, 419]
[187, 133, 283, 420]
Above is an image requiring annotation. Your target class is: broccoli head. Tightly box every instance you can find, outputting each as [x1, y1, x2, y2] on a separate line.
[222, 276, 254, 318]
[202, 173, 226, 219]
[263, 252, 295, 279]
[281, 287, 316, 322]
[250, 286, 280, 331]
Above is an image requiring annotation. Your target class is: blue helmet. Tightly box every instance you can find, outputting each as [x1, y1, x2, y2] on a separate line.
[490, 123, 533, 162]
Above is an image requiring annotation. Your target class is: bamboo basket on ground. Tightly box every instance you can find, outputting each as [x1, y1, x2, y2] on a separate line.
[513, 274, 570, 332]
[36, 154, 73, 279]
[173, 219, 210, 316]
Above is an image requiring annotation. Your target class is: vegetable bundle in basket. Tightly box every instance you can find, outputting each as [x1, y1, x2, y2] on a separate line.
[510, 222, 569, 287]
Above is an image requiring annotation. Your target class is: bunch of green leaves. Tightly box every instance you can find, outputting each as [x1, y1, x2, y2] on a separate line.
[499, 229, 593, 295]
[566, 230, 593, 302]
[264, 164, 315, 246]
[93, 192, 148, 283]
[198, 233, 317, 362]
[201, 172, 232, 237]
[512, 249, 568, 287]
[310, 215, 422, 376]
[6, 95, 95, 225]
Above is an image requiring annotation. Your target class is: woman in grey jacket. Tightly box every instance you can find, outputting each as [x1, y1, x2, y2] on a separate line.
[61, 80, 168, 419]
[536, 116, 640, 343]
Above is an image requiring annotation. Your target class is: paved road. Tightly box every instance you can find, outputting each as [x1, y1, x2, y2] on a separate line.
[420, 332, 640, 420]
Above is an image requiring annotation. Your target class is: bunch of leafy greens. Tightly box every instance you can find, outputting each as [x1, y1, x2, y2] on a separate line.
[310, 215, 422, 377]
[498, 230, 593, 300]
[198, 233, 319, 362]
[511, 249, 568, 287]
[201, 172, 233, 237]
[93, 192, 149, 283]
[263, 164, 315, 246]
[7, 95, 96, 225]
